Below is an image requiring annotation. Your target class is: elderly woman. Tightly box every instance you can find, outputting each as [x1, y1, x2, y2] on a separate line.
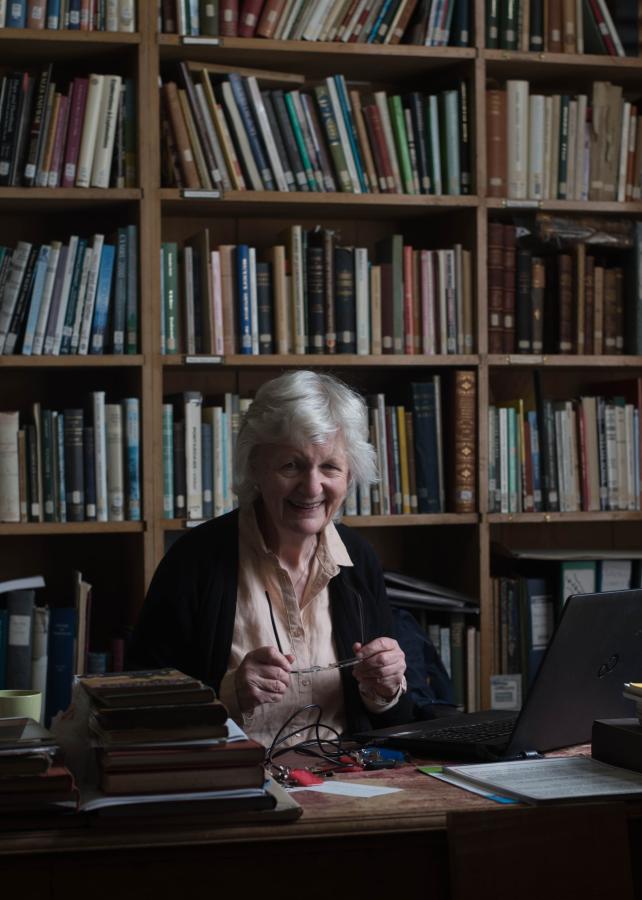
[130, 370, 411, 747]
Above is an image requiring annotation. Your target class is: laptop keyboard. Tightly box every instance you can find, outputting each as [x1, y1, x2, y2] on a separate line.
[423, 716, 518, 744]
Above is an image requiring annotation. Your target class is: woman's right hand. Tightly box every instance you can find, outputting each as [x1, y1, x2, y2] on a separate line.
[235, 646, 294, 713]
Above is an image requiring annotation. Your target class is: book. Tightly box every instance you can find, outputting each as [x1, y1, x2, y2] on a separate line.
[78, 668, 217, 708]
[100, 762, 265, 795]
[433, 756, 642, 804]
[98, 736, 265, 771]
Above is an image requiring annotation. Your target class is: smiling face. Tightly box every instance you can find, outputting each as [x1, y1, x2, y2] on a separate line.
[252, 435, 350, 549]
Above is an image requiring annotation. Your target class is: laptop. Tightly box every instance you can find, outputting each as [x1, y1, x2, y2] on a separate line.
[356, 588, 642, 761]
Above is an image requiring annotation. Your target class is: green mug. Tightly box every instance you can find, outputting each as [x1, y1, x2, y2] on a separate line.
[0, 690, 42, 722]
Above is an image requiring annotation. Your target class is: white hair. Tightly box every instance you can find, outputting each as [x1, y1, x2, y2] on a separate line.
[235, 370, 377, 507]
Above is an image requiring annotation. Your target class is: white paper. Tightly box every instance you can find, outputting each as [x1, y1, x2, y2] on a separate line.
[289, 781, 402, 798]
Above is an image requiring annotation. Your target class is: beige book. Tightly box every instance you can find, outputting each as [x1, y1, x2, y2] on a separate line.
[220, 81, 263, 191]
[0, 411, 20, 523]
[218, 245, 237, 355]
[589, 81, 609, 200]
[105, 403, 125, 522]
[349, 89, 379, 193]
[91, 74, 122, 188]
[163, 81, 200, 189]
[35, 83, 57, 188]
[562, 0, 576, 52]
[550, 93, 561, 200]
[198, 71, 246, 190]
[520, 0, 530, 50]
[542, 95, 553, 199]
[602, 83, 623, 200]
[462, 248, 473, 354]
[506, 80, 529, 199]
[323, 0, 353, 39]
[75, 73, 105, 188]
[573, 94, 587, 200]
[177, 87, 213, 190]
[374, 90, 403, 193]
[616, 100, 631, 202]
[528, 94, 545, 199]
[370, 264, 382, 355]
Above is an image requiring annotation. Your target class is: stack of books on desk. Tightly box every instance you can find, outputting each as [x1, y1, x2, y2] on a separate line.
[77, 668, 273, 817]
[0, 717, 79, 822]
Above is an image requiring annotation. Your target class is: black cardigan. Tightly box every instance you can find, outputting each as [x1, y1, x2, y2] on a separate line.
[130, 510, 413, 735]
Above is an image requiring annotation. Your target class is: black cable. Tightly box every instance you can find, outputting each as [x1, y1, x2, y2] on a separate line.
[265, 590, 284, 655]
[265, 704, 356, 774]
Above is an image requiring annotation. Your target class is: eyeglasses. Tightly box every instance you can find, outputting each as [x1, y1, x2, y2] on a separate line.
[265, 591, 363, 675]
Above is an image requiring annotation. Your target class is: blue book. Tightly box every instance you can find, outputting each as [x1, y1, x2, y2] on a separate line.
[333, 76, 368, 193]
[111, 228, 128, 354]
[123, 397, 141, 521]
[89, 243, 116, 354]
[0, 608, 8, 689]
[201, 421, 213, 519]
[7, 0, 26, 26]
[46, 0, 61, 28]
[46, 607, 76, 725]
[367, 0, 394, 42]
[21, 244, 50, 356]
[67, 0, 81, 28]
[56, 411, 67, 522]
[527, 409, 542, 512]
[235, 244, 252, 354]
[126, 224, 138, 354]
[162, 403, 174, 518]
[411, 380, 442, 513]
[227, 74, 275, 191]
[59, 237, 87, 355]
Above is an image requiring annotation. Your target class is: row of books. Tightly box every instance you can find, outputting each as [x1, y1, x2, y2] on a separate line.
[162, 63, 471, 195]
[0, 67, 136, 189]
[488, 223, 634, 356]
[0, 0, 136, 30]
[164, 374, 476, 521]
[159, 0, 470, 45]
[488, 389, 641, 514]
[0, 228, 138, 357]
[487, 81, 642, 203]
[424, 614, 479, 711]
[0, 574, 92, 725]
[0, 394, 141, 524]
[161, 230, 474, 357]
[486, 0, 635, 56]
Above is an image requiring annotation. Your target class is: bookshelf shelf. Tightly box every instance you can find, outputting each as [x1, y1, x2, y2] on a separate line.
[0, 356, 144, 368]
[485, 199, 642, 214]
[0, 189, 142, 213]
[485, 512, 642, 524]
[161, 353, 479, 368]
[160, 190, 479, 217]
[0, 522, 145, 536]
[483, 49, 642, 72]
[0, 29, 140, 61]
[160, 513, 479, 531]
[487, 355, 642, 368]
[159, 35, 476, 78]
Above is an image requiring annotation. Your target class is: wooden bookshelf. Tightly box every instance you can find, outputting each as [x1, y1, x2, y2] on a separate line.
[4, 0, 642, 707]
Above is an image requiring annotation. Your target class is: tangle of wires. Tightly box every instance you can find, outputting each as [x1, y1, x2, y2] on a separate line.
[265, 704, 359, 782]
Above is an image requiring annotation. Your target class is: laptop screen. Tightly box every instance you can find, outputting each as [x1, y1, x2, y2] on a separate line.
[506, 588, 642, 755]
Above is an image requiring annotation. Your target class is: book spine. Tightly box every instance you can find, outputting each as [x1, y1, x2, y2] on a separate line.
[123, 397, 141, 521]
[63, 408, 85, 522]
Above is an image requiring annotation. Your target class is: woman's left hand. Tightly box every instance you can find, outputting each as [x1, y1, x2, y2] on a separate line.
[351, 637, 406, 701]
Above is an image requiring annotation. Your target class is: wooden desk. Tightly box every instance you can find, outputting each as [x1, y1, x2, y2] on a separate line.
[1, 763, 640, 900]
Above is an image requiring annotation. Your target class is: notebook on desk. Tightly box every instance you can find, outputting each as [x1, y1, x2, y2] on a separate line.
[356, 588, 642, 761]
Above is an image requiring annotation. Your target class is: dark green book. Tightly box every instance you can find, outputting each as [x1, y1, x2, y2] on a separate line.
[334, 245, 356, 353]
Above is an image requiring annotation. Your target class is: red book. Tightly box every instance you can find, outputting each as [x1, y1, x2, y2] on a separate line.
[256, 0, 287, 37]
[219, 0, 239, 35]
[403, 244, 414, 354]
[238, 0, 266, 35]
[61, 76, 89, 188]
[362, 103, 394, 192]
[585, 0, 618, 55]
[47, 92, 70, 188]
[487, 222, 504, 354]
[27, 1, 46, 28]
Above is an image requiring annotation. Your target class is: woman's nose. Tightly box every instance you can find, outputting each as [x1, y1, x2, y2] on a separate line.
[301, 467, 323, 495]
